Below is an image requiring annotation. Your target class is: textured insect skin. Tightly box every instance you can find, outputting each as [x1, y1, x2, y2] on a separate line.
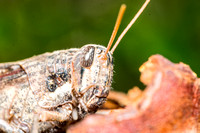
[0, 44, 113, 132]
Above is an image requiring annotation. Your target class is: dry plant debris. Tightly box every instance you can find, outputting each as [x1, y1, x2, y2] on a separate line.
[67, 54, 200, 133]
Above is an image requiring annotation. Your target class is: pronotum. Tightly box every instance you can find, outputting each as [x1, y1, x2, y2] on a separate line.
[0, 0, 150, 132]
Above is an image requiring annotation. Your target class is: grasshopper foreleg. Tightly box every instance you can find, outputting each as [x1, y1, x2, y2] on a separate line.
[39, 104, 73, 122]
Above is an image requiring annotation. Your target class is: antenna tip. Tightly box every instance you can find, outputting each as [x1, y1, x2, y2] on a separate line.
[121, 4, 127, 9]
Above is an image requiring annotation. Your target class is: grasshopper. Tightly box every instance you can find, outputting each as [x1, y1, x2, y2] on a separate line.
[0, 0, 150, 132]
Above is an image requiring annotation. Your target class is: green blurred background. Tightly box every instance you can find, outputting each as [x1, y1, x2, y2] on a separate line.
[0, 0, 199, 92]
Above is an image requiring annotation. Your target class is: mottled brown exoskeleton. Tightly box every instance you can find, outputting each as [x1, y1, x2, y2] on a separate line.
[0, 1, 150, 132]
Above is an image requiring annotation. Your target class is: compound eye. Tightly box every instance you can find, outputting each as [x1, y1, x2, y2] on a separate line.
[96, 49, 102, 54]
[81, 46, 95, 68]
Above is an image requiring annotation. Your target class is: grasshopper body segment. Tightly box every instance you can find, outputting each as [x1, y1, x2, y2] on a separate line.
[0, 45, 113, 132]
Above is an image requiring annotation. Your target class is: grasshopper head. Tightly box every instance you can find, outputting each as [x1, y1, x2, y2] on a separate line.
[72, 44, 113, 112]
[71, 0, 150, 116]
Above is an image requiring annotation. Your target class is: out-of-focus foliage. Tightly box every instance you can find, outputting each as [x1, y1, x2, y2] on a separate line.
[0, 0, 199, 92]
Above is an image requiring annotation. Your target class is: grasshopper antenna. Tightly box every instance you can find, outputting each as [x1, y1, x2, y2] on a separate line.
[110, 0, 150, 54]
[104, 4, 126, 57]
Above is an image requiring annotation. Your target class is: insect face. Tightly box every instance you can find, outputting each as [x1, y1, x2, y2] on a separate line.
[72, 44, 113, 112]
[69, 0, 150, 113]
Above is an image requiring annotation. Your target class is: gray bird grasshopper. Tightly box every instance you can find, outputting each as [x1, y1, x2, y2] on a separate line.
[0, 0, 150, 132]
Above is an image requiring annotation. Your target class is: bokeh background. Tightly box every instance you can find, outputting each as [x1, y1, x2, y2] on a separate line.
[0, 0, 199, 92]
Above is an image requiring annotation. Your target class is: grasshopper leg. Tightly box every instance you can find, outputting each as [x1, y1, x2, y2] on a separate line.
[39, 103, 73, 122]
